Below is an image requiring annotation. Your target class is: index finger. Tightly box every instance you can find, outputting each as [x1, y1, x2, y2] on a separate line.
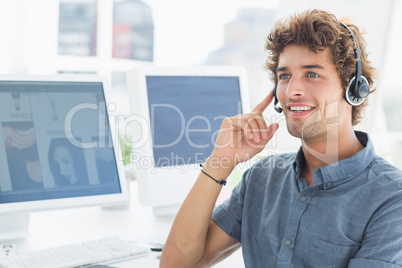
[252, 90, 274, 114]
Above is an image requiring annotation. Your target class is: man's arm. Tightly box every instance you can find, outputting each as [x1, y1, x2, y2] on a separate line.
[198, 221, 241, 266]
[159, 163, 239, 268]
[159, 91, 279, 268]
[349, 197, 402, 267]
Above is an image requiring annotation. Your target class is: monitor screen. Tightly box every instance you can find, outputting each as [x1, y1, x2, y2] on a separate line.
[126, 66, 250, 216]
[146, 75, 242, 167]
[0, 75, 128, 239]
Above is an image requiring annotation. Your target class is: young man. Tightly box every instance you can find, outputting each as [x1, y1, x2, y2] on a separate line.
[160, 9, 402, 267]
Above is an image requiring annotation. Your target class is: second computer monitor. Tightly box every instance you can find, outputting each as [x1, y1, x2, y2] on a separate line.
[0, 75, 130, 240]
[126, 66, 250, 216]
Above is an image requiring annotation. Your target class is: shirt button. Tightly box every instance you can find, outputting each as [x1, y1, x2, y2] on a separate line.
[326, 182, 332, 188]
[284, 239, 292, 246]
[300, 196, 307, 202]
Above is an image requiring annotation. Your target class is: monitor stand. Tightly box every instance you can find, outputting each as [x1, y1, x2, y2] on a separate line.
[0, 213, 30, 241]
[152, 204, 181, 221]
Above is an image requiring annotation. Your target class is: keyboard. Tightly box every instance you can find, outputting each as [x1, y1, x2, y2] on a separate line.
[0, 237, 150, 268]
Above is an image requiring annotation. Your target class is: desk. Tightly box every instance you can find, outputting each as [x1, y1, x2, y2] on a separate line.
[10, 181, 244, 267]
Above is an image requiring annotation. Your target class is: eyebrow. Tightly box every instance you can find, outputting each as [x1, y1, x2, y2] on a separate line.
[276, 64, 324, 72]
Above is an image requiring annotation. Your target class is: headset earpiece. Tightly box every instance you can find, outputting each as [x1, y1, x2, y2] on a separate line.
[273, 87, 282, 113]
[345, 76, 370, 106]
[340, 22, 370, 106]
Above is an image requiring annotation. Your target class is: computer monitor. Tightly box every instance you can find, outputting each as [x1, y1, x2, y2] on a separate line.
[126, 66, 250, 217]
[0, 75, 129, 240]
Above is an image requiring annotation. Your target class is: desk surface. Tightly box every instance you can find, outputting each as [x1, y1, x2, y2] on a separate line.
[7, 181, 244, 267]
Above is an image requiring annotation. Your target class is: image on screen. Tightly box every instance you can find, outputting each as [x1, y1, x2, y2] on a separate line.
[0, 81, 121, 204]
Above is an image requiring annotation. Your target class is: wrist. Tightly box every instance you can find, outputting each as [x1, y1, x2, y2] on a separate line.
[202, 156, 234, 181]
[206, 155, 235, 169]
[199, 165, 227, 186]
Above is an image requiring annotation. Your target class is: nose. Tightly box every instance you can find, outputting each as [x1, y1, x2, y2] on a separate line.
[286, 75, 305, 99]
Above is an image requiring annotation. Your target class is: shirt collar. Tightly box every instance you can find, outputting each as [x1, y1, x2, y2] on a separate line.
[292, 131, 376, 188]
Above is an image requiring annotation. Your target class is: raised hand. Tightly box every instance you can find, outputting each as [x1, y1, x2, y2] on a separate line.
[209, 90, 279, 169]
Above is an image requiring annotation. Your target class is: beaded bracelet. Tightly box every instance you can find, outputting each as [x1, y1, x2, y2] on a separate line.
[199, 164, 227, 186]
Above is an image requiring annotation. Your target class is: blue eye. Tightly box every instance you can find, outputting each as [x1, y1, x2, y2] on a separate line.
[307, 72, 319, 78]
[279, 74, 290, 80]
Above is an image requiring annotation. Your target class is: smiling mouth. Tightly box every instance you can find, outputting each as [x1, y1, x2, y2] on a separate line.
[289, 106, 315, 113]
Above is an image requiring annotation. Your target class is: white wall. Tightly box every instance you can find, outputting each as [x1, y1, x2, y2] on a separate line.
[0, 0, 59, 74]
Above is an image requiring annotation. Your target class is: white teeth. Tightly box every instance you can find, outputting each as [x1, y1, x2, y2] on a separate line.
[290, 106, 314, 111]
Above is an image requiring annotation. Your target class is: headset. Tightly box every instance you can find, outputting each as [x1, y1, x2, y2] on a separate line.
[273, 22, 370, 113]
[273, 86, 282, 113]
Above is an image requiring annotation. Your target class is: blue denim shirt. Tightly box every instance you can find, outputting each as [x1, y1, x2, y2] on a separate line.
[212, 132, 402, 267]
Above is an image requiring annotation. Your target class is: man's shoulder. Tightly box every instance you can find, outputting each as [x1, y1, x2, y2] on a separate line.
[364, 155, 402, 203]
[248, 152, 297, 176]
[371, 155, 402, 182]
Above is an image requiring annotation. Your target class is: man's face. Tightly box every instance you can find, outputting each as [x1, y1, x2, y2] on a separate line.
[276, 45, 351, 142]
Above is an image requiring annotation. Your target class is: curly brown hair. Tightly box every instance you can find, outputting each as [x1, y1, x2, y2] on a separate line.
[265, 9, 377, 125]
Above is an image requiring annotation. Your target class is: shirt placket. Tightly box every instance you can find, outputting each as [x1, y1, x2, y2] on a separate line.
[276, 187, 317, 268]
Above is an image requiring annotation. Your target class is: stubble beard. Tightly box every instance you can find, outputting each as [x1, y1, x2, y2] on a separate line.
[286, 108, 329, 143]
